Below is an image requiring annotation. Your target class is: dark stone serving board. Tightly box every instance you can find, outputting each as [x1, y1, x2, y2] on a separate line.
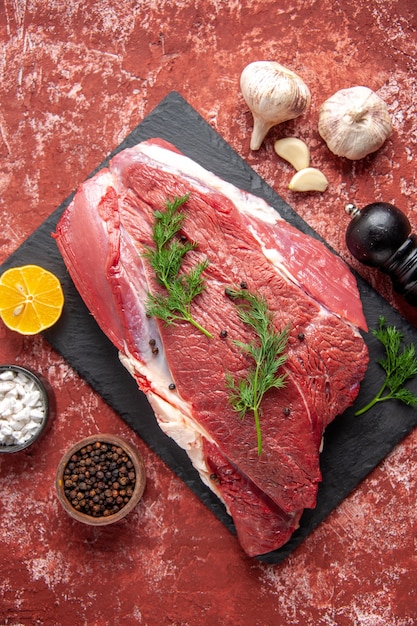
[2, 91, 417, 564]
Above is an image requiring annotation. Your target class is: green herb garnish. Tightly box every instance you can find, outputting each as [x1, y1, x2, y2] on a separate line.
[225, 288, 289, 455]
[355, 316, 417, 416]
[144, 194, 213, 338]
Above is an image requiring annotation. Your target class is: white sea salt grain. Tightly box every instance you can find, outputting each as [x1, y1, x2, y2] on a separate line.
[0, 381, 15, 393]
[0, 368, 46, 447]
[0, 370, 15, 381]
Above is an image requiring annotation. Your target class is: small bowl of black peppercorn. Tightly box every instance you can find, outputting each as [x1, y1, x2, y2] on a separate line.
[56, 434, 146, 525]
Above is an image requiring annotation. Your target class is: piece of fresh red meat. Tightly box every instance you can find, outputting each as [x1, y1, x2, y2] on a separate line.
[54, 138, 368, 557]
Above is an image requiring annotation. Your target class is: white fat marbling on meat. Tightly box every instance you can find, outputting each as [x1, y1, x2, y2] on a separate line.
[146, 391, 226, 504]
[83, 170, 115, 206]
[119, 351, 227, 506]
[119, 350, 174, 400]
[135, 140, 282, 223]
[250, 229, 299, 282]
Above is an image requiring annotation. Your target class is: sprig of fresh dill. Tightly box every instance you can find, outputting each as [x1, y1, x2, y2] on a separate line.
[355, 316, 417, 416]
[143, 194, 213, 338]
[225, 287, 290, 455]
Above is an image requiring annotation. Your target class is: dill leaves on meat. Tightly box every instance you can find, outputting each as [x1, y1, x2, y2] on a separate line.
[143, 194, 213, 338]
[225, 287, 290, 455]
[355, 316, 417, 416]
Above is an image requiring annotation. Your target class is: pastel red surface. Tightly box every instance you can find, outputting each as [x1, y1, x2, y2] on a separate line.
[1, 2, 416, 624]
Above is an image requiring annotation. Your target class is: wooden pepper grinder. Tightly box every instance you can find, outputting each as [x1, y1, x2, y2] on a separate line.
[345, 201, 417, 305]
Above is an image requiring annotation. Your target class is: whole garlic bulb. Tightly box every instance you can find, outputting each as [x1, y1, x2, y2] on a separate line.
[318, 86, 392, 160]
[240, 61, 311, 151]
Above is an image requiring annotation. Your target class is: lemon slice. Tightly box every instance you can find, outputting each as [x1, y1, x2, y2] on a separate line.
[289, 167, 328, 192]
[274, 137, 310, 171]
[0, 265, 64, 335]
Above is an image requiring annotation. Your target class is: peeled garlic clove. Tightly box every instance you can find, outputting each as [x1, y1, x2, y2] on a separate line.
[318, 86, 392, 160]
[274, 137, 310, 170]
[240, 61, 311, 151]
[289, 167, 328, 192]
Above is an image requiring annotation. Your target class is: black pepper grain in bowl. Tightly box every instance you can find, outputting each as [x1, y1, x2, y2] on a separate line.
[56, 434, 146, 525]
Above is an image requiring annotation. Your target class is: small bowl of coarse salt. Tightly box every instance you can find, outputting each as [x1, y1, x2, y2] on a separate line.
[0, 365, 54, 453]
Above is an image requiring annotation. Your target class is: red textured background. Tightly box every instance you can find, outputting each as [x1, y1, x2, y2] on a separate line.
[1, 2, 416, 624]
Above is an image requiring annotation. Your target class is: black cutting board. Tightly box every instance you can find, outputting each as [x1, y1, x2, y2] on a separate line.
[2, 91, 417, 564]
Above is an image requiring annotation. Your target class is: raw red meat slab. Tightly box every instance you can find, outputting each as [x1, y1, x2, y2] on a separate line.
[54, 138, 368, 556]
